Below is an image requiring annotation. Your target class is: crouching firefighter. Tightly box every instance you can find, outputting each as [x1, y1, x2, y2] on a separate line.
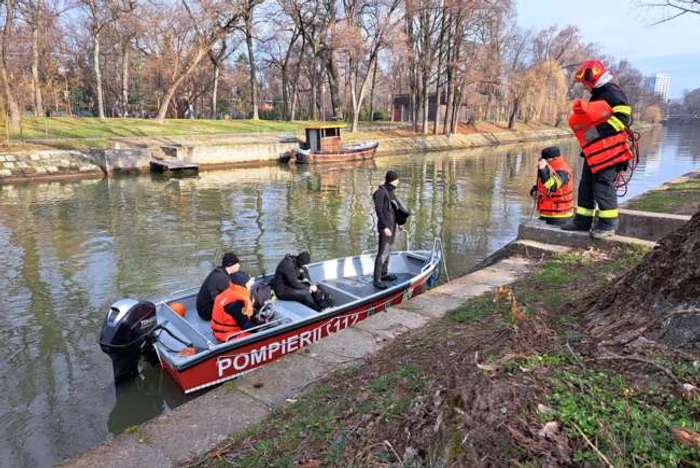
[563, 59, 634, 239]
[529, 146, 573, 225]
[211, 271, 255, 342]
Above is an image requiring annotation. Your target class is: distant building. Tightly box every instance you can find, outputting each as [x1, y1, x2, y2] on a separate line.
[644, 73, 671, 101]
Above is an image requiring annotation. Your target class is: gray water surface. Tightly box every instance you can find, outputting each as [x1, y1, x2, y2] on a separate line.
[1, 124, 698, 468]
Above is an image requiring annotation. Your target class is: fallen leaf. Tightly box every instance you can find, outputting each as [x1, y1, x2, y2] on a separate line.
[673, 427, 700, 448]
[298, 459, 321, 468]
[538, 421, 560, 439]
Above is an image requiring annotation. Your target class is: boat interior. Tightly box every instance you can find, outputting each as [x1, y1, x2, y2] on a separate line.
[153, 250, 433, 366]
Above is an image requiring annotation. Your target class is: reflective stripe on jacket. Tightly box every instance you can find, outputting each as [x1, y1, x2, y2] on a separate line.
[537, 156, 574, 218]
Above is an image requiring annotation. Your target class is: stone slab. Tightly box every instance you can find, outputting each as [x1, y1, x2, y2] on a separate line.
[137, 385, 270, 463]
[55, 435, 173, 468]
[303, 326, 384, 366]
[233, 353, 332, 407]
[355, 307, 431, 339]
[617, 208, 691, 241]
[518, 221, 657, 249]
[394, 291, 466, 318]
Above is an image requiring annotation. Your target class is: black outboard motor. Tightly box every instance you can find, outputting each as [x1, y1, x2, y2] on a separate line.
[99, 298, 158, 383]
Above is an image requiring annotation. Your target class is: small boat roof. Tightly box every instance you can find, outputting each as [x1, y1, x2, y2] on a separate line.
[305, 123, 346, 130]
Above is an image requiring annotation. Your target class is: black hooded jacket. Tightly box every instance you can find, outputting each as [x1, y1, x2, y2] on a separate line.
[272, 255, 309, 297]
[373, 183, 397, 234]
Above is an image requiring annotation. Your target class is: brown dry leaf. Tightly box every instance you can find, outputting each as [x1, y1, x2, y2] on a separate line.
[298, 459, 321, 468]
[672, 427, 700, 448]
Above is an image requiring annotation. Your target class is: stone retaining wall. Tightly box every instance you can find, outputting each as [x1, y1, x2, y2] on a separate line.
[0, 128, 574, 185]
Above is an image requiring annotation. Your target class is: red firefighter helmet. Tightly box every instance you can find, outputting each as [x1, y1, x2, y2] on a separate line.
[575, 60, 608, 88]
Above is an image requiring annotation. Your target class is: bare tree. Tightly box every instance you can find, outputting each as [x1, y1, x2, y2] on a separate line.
[1, 0, 21, 130]
[240, 0, 263, 119]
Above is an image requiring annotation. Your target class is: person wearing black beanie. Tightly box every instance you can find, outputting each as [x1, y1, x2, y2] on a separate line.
[529, 146, 574, 225]
[372, 170, 403, 289]
[196, 251, 241, 320]
[272, 251, 319, 311]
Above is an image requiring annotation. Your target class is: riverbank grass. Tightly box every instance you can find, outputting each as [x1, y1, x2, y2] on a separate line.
[188, 244, 700, 467]
[624, 171, 700, 215]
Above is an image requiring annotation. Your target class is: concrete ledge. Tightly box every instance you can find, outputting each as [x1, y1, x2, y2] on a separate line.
[617, 208, 691, 241]
[517, 221, 656, 249]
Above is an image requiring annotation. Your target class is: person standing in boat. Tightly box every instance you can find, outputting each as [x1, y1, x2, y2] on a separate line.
[272, 251, 319, 310]
[372, 170, 407, 289]
[211, 271, 257, 342]
[196, 252, 241, 320]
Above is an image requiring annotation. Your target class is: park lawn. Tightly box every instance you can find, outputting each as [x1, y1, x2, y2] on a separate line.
[10, 118, 330, 141]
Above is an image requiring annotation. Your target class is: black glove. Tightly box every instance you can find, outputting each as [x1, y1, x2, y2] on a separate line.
[579, 151, 585, 158]
[614, 161, 629, 172]
[529, 185, 538, 198]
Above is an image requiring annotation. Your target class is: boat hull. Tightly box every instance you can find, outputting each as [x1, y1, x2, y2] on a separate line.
[161, 273, 430, 394]
[295, 141, 378, 164]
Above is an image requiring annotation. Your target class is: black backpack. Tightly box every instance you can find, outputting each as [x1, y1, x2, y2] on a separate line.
[312, 285, 335, 311]
[251, 281, 273, 311]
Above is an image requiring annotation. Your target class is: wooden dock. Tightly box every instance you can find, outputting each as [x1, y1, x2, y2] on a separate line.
[149, 159, 199, 176]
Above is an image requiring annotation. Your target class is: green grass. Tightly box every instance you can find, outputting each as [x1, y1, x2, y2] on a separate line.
[9, 117, 323, 141]
[625, 177, 700, 214]
[548, 370, 700, 467]
[200, 365, 426, 468]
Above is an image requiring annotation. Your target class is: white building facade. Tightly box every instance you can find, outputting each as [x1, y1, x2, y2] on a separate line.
[644, 73, 671, 101]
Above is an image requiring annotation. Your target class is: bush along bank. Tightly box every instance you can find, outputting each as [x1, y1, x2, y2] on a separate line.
[187, 238, 700, 468]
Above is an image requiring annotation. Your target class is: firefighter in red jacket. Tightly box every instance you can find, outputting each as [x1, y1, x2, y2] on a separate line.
[529, 146, 574, 225]
[562, 59, 633, 238]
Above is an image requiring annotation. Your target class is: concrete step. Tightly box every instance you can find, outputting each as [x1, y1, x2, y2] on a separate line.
[618, 208, 690, 241]
[518, 221, 656, 250]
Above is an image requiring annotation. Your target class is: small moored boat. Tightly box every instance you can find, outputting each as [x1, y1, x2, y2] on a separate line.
[290, 123, 378, 164]
[99, 242, 442, 394]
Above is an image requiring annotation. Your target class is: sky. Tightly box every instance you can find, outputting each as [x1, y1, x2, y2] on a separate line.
[516, 0, 700, 99]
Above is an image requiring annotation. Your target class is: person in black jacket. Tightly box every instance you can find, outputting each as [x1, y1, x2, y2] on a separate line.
[196, 252, 240, 320]
[562, 59, 632, 238]
[272, 251, 319, 310]
[372, 170, 400, 289]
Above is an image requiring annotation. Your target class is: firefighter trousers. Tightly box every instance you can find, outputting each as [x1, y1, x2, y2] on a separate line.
[571, 163, 618, 230]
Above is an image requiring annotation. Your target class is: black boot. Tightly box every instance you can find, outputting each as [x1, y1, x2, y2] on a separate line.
[561, 214, 592, 232]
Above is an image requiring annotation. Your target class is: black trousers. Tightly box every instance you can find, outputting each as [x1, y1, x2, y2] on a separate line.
[572, 163, 618, 230]
[373, 230, 394, 283]
[276, 288, 318, 311]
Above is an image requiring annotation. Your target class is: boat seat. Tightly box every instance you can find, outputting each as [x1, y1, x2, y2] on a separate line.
[274, 299, 320, 321]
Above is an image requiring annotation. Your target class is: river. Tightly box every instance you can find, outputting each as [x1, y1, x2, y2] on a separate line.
[1, 124, 699, 468]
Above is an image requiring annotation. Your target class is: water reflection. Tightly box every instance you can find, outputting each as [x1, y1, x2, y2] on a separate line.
[107, 364, 194, 435]
[1, 124, 699, 468]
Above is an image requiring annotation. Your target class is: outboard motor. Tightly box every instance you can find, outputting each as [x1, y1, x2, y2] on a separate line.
[99, 298, 158, 383]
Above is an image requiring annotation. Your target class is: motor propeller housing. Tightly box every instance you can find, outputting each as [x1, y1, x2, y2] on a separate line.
[99, 298, 158, 383]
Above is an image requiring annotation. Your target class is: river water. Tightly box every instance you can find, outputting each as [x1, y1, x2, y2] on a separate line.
[1, 124, 699, 468]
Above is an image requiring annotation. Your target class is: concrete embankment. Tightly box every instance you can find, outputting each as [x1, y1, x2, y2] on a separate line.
[0, 127, 573, 185]
[57, 257, 535, 468]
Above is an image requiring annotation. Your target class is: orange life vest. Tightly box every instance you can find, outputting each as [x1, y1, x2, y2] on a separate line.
[211, 284, 254, 342]
[537, 156, 574, 219]
[568, 98, 633, 174]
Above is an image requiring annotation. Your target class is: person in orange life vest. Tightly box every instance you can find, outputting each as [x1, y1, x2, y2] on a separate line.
[562, 59, 633, 239]
[529, 146, 574, 225]
[196, 252, 240, 320]
[210, 271, 256, 343]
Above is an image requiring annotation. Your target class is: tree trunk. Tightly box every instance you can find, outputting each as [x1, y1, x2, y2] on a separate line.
[121, 42, 129, 116]
[325, 0, 342, 120]
[156, 48, 208, 122]
[508, 97, 519, 129]
[368, 59, 378, 122]
[421, 65, 429, 134]
[245, 13, 259, 120]
[31, 4, 44, 118]
[1, 0, 20, 131]
[211, 63, 219, 118]
[93, 32, 105, 118]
